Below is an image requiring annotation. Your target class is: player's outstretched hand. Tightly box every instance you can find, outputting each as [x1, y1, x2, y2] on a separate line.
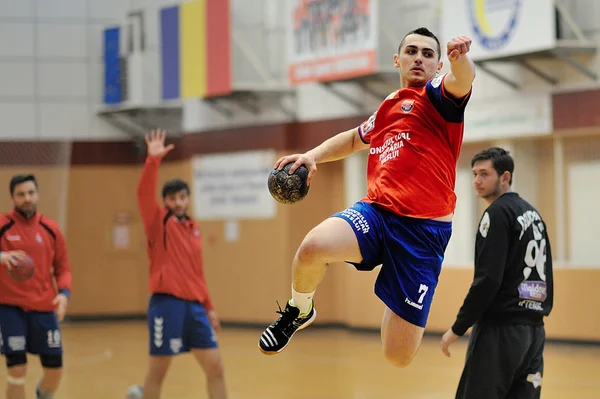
[145, 129, 175, 159]
[274, 152, 318, 186]
[0, 250, 28, 269]
[447, 36, 472, 62]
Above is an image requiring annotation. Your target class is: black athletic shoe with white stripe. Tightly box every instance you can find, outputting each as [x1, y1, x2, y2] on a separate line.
[258, 300, 316, 355]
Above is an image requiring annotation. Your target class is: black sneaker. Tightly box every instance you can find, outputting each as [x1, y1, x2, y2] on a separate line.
[258, 300, 316, 355]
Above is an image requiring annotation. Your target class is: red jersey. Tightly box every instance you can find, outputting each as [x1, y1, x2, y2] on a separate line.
[357, 73, 471, 219]
[0, 210, 72, 312]
[137, 156, 214, 310]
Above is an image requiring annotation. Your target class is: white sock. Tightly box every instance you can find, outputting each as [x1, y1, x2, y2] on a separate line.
[290, 285, 315, 315]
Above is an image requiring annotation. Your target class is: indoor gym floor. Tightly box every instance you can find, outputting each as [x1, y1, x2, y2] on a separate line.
[1, 321, 598, 398]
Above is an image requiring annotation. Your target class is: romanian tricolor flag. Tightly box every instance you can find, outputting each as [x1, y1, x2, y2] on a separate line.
[160, 0, 231, 100]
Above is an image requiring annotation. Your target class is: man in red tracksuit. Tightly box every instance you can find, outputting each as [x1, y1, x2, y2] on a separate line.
[127, 129, 227, 399]
[0, 174, 72, 399]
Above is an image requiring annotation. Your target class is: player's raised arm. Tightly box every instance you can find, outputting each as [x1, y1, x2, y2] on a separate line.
[443, 35, 476, 99]
[137, 129, 174, 230]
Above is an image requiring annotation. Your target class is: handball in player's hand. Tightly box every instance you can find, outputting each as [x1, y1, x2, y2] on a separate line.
[7, 253, 35, 282]
[268, 162, 310, 204]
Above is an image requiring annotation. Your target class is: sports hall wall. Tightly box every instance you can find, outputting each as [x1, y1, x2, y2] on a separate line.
[0, 0, 599, 343]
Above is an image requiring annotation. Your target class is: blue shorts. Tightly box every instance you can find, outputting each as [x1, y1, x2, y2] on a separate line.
[332, 201, 452, 328]
[0, 305, 62, 356]
[148, 294, 218, 356]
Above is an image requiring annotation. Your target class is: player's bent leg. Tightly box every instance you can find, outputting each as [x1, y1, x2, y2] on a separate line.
[381, 307, 424, 368]
[141, 356, 173, 399]
[259, 215, 365, 355]
[192, 348, 227, 399]
[5, 353, 27, 399]
[292, 216, 363, 293]
[375, 216, 453, 367]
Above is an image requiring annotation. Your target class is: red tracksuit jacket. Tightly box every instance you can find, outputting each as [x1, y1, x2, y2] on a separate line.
[0, 210, 72, 312]
[137, 155, 214, 310]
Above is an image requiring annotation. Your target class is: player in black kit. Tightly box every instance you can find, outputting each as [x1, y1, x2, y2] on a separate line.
[440, 147, 554, 399]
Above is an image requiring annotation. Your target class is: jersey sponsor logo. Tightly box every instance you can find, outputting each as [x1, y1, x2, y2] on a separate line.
[479, 212, 490, 238]
[518, 299, 544, 311]
[369, 132, 411, 165]
[401, 100, 414, 113]
[518, 281, 547, 301]
[7, 235, 21, 241]
[405, 297, 423, 310]
[339, 208, 370, 234]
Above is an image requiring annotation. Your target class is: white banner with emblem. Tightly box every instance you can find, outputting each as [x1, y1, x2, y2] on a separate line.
[192, 150, 277, 220]
[441, 0, 556, 62]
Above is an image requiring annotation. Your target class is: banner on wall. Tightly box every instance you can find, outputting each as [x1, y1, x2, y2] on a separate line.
[441, 0, 556, 62]
[192, 150, 277, 220]
[287, 0, 378, 85]
[463, 92, 552, 142]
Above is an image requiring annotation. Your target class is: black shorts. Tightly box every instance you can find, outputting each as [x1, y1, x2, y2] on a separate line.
[456, 324, 545, 399]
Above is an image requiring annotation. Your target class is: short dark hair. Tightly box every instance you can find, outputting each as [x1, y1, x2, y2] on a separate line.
[162, 179, 190, 198]
[10, 174, 38, 195]
[398, 27, 442, 60]
[471, 147, 515, 185]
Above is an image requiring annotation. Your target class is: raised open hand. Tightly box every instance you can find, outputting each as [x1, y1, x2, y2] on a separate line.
[145, 129, 175, 159]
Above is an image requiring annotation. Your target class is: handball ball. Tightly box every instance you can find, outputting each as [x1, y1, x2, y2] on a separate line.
[268, 162, 310, 204]
[9, 254, 35, 282]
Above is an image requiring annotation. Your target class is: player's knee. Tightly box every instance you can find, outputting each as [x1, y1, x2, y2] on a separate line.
[6, 352, 27, 370]
[6, 354, 27, 386]
[40, 354, 63, 369]
[383, 346, 416, 369]
[204, 357, 225, 380]
[297, 228, 331, 264]
[147, 357, 171, 382]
